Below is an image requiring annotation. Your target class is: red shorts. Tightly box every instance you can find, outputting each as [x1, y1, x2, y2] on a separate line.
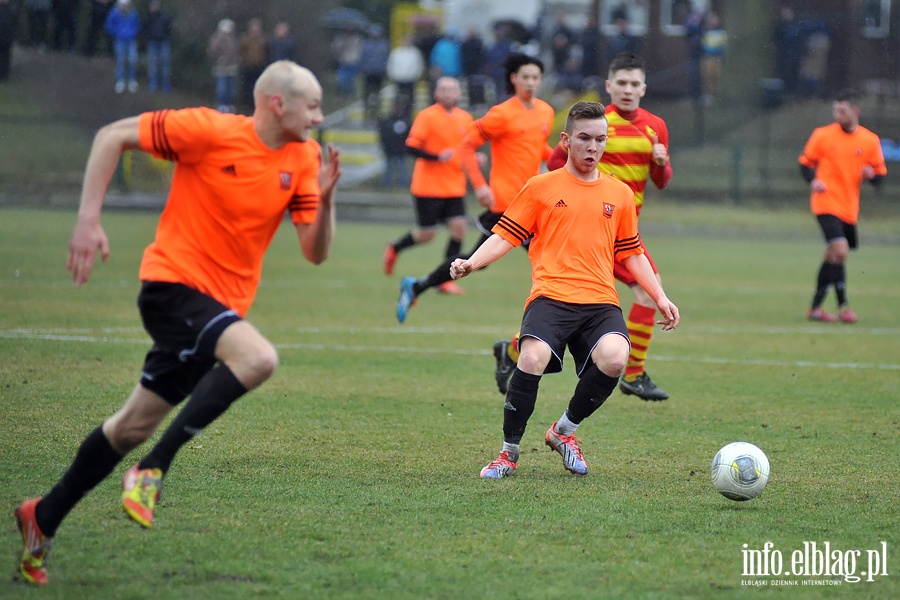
[613, 239, 657, 285]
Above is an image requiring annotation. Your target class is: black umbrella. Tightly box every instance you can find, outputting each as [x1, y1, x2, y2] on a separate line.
[319, 7, 371, 32]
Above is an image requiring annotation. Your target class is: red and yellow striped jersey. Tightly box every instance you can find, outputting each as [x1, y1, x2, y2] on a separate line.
[547, 104, 672, 216]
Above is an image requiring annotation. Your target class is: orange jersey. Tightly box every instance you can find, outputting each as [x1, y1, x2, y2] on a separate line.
[799, 122, 887, 224]
[406, 103, 475, 198]
[493, 168, 642, 309]
[460, 96, 554, 212]
[137, 108, 322, 316]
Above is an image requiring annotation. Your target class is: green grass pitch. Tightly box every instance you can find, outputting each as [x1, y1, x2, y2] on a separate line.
[1, 206, 897, 599]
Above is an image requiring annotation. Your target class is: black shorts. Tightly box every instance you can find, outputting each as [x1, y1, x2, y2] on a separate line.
[816, 214, 858, 249]
[414, 196, 466, 228]
[519, 296, 629, 376]
[476, 210, 502, 236]
[137, 282, 242, 405]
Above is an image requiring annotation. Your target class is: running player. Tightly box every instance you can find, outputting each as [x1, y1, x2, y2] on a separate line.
[493, 52, 674, 402]
[382, 76, 478, 296]
[14, 61, 340, 585]
[395, 53, 555, 323]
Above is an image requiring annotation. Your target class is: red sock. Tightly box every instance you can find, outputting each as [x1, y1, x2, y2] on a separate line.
[624, 304, 656, 381]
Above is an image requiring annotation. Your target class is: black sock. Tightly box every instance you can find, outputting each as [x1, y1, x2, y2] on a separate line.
[566, 364, 619, 423]
[502, 368, 541, 444]
[834, 263, 847, 306]
[139, 365, 248, 473]
[413, 257, 454, 295]
[444, 238, 462, 260]
[36, 426, 123, 537]
[812, 261, 832, 308]
[392, 233, 416, 253]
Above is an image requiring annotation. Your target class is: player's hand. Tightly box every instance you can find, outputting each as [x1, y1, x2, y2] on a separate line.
[810, 178, 827, 193]
[67, 218, 110, 287]
[655, 298, 680, 331]
[449, 258, 473, 280]
[319, 143, 342, 201]
[474, 185, 494, 209]
[475, 151, 488, 168]
[862, 164, 875, 180]
[651, 136, 668, 167]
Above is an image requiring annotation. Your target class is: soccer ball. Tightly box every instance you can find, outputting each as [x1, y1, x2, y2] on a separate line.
[711, 442, 770, 501]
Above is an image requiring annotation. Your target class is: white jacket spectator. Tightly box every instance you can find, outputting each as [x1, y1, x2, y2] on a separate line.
[387, 37, 425, 107]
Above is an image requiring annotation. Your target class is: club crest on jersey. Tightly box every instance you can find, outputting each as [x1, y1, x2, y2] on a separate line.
[646, 125, 657, 139]
[279, 171, 293, 190]
[603, 202, 615, 218]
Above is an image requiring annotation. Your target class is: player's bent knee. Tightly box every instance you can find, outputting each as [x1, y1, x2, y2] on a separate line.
[598, 357, 627, 378]
[242, 343, 279, 386]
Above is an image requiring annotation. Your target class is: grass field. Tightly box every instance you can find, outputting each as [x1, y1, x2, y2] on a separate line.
[1, 207, 898, 599]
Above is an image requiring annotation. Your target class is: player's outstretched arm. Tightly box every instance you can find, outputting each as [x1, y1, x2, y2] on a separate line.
[68, 116, 142, 286]
[449, 234, 513, 280]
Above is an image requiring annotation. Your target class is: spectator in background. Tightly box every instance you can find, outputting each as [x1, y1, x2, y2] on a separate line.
[83, 0, 113, 57]
[332, 29, 363, 97]
[580, 15, 601, 81]
[414, 24, 440, 69]
[378, 97, 411, 189]
[144, 0, 173, 94]
[484, 23, 513, 100]
[239, 18, 268, 113]
[700, 12, 726, 103]
[386, 35, 425, 115]
[25, 0, 51, 52]
[461, 27, 484, 78]
[105, 0, 141, 93]
[51, 0, 79, 53]
[208, 18, 240, 113]
[606, 12, 640, 67]
[267, 21, 296, 63]
[799, 24, 831, 99]
[684, 6, 705, 102]
[774, 6, 804, 97]
[461, 26, 486, 107]
[359, 24, 389, 121]
[549, 11, 574, 76]
[428, 26, 463, 92]
[0, 0, 17, 81]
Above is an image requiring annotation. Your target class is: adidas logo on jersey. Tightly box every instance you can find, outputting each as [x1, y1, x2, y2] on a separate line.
[220, 164, 237, 176]
[554, 199, 568, 208]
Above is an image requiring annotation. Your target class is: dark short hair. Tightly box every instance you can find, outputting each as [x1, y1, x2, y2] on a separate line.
[608, 52, 645, 77]
[503, 53, 544, 95]
[564, 101, 606, 134]
[834, 88, 860, 106]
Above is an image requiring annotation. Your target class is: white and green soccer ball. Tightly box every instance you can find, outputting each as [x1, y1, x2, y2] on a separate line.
[711, 442, 770, 501]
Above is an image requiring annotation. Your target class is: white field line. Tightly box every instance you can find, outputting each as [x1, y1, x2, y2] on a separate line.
[2, 327, 899, 371]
